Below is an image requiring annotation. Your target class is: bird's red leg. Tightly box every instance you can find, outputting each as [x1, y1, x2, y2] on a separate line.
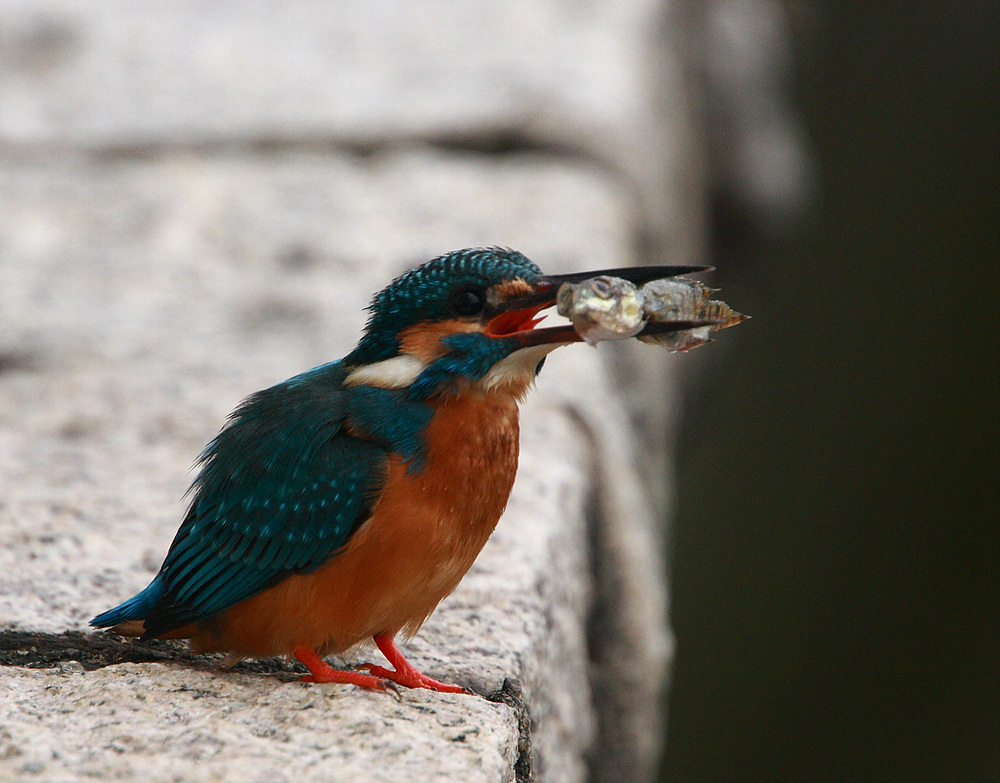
[357, 633, 468, 694]
[293, 645, 398, 694]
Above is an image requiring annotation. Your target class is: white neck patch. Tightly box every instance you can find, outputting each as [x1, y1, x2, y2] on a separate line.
[345, 342, 568, 396]
[478, 343, 565, 394]
[344, 354, 428, 389]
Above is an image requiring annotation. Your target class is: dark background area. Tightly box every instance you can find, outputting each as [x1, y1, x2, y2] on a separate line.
[663, 3, 998, 782]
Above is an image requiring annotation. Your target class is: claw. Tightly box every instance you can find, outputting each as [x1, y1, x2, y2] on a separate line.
[359, 633, 470, 694]
[359, 661, 468, 694]
[293, 638, 469, 695]
[294, 646, 398, 694]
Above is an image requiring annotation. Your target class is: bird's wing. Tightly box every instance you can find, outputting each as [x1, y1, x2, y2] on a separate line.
[139, 362, 389, 638]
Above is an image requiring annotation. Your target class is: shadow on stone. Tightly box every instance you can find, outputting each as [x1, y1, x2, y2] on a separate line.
[0, 629, 300, 678]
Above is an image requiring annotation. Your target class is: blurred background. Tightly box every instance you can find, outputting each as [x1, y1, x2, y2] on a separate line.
[1, 0, 995, 780]
[665, 3, 998, 782]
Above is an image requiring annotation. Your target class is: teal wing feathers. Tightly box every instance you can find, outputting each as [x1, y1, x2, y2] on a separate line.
[129, 361, 388, 639]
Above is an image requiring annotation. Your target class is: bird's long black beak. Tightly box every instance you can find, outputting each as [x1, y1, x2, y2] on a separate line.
[484, 264, 717, 346]
[543, 264, 713, 287]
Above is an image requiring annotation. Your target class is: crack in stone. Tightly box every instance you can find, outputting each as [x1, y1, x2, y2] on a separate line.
[0, 350, 38, 375]
[486, 677, 533, 783]
[2, 126, 610, 174]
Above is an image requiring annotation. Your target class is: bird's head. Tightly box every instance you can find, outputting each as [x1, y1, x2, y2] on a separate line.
[343, 247, 705, 400]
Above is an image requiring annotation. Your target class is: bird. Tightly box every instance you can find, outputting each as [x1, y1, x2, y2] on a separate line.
[91, 247, 707, 693]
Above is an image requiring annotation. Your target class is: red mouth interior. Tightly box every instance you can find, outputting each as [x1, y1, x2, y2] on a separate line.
[484, 301, 553, 338]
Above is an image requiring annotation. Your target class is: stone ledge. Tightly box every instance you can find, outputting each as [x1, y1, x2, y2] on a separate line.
[0, 0, 703, 276]
[0, 152, 669, 782]
[1, 662, 520, 783]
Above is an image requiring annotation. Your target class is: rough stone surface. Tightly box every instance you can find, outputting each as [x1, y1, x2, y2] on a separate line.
[0, 0, 656, 146]
[0, 0, 702, 260]
[0, 0, 799, 778]
[0, 0, 714, 514]
[0, 155, 666, 782]
[1, 663, 518, 783]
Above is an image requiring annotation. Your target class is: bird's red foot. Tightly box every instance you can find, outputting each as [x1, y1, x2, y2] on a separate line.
[293, 646, 400, 697]
[356, 662, 467, 693]
[356, 633, 469, 694]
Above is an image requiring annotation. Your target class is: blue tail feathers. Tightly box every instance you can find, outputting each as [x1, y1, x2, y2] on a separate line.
[90, 576, 166, 628]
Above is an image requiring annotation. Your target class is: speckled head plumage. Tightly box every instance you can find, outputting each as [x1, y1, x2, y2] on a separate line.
[346, 247, 544, 366]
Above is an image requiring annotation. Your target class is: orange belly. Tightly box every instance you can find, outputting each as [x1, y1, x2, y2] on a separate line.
[185, 388, 521, 659]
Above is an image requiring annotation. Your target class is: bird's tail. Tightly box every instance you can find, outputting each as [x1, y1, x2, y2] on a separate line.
[90, 575, 166, 635]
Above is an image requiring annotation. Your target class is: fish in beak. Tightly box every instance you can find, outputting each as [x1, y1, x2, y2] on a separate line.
[484, 264, 727, 347]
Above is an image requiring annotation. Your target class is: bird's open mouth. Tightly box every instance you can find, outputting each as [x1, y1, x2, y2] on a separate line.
[485, 264, 717, 346]
[483, 300, 552, 339]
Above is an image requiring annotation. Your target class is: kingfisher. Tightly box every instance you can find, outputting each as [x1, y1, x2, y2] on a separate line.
[92, 248, 707, 693]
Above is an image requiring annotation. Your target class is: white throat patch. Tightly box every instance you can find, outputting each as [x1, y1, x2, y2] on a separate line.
[478, 343, 564, 394]
[344, 342, 567, 396]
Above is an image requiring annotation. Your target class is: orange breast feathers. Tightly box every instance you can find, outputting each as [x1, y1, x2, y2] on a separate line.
[188, 389, 521, 660]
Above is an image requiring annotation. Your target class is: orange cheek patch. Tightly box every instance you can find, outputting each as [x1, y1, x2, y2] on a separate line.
[493, 278, 535, 300]
[398, 320, 480, 362]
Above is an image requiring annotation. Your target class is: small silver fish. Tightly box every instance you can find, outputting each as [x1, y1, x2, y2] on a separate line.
[556, 275, 647, 345]
[638, 278, 748, 352]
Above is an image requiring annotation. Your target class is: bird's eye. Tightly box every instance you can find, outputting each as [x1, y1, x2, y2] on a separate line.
[451, 287, 485, 316]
